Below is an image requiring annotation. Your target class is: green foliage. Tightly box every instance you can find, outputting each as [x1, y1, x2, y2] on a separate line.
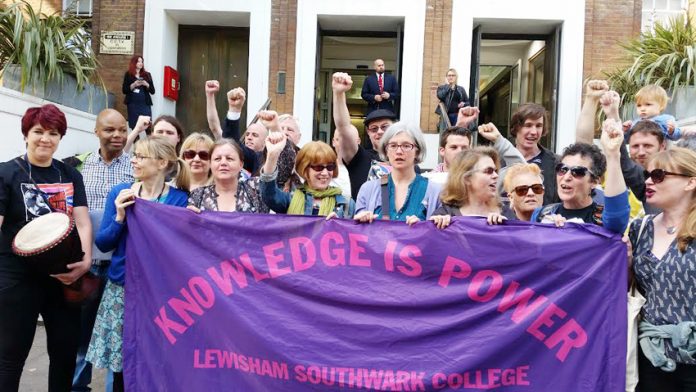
[606, 15, 696, 106]
[0, 0, 102, 92]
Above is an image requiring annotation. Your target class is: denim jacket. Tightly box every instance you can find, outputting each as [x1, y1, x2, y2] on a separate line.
[259, 170, 355, 218]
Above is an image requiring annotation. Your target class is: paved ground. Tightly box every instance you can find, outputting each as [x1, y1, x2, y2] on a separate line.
[19, 323, 107, 392]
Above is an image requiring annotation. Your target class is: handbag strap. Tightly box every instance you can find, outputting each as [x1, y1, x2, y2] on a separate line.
[630, 216, 650, 294]
[380, 175, 390, 221]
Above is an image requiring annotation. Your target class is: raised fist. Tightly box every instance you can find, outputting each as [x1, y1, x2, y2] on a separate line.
[599, 90, 621, 118]
[585, 80, 609, 99]
[456, 106, 480, 128]
[227, 87, 246, 112]
[601, 118, 624, 153]
[264, 130, 287, 157]
[258, 110, 280, 132]
[205, 80, 220, 95]
[477, 122, 501, 143]
[332, 72, 353, 93]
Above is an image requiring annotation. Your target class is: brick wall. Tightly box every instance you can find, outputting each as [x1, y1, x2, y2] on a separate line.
[268, 0, 297, 115]
[91, 0, 146, 116]
[419, 0, 452, 134]
[583, 0, 643, 80]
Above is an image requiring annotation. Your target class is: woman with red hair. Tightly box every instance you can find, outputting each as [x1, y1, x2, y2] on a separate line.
[0, 104, 92, 391]
[122, 55, 155, 130]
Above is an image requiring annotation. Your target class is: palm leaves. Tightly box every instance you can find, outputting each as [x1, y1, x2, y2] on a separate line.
[607, 15, 696, 105]
[0, 0, 102, 92]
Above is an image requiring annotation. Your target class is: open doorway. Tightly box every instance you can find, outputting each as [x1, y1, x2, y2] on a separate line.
[313, 16, 403, 144]
[470, 24, 561, 150]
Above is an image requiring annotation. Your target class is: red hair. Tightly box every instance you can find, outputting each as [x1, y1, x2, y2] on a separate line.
[128, 55, 149, 78]
[21, 104, 67, 137]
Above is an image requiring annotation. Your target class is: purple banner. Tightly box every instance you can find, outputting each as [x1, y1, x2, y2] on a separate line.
[124, 199, 627, 391]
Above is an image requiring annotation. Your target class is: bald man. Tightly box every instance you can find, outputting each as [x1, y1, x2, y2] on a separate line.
[69, 108, 133, 392]
[361, 58, 400, 115]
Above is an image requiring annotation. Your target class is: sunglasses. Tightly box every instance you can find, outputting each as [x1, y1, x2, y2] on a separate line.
[643, 168, 691, 184]
[309, 163, 337, 172]
[182, 150, 210, 160]
[555, 163, 595, 179]
[512, 184, 545, 197]
[476, 167, 497, 175]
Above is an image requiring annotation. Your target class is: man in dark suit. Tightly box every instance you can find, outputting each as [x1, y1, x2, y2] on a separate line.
[361, 59, 400, 116]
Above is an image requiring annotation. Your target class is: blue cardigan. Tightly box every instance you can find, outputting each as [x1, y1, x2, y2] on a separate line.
[96, 182, 188, 285]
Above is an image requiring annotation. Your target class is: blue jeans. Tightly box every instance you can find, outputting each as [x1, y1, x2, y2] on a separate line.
[72, 262, 113, 392]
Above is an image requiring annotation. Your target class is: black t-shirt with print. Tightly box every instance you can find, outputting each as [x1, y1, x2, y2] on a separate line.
[344, 146, 380, 199]
[556, 203, 597, 225]
[0, 158, 87, 284]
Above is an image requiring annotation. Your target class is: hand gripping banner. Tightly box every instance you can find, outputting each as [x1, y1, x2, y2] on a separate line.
[124, 200, 627, 391]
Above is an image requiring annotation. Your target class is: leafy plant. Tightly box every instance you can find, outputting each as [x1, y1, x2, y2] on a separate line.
[0, 0, 102, 92]
[606, 14, 696, 106]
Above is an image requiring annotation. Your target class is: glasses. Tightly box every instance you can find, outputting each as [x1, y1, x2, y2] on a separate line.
[132, 153, 153, 161]
[367, 124, 390, 133]
[386, 142, 416, 152]
[473, 167, 497, 175]
[512, 184, 545, 197]
[555, 163, 595, 179]
[309, 163, 337, 172]
[182, 150, 210, 160]
[643, 168, 691, 184]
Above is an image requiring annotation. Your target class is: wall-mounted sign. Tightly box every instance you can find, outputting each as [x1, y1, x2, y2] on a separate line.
[100, 31, 135, 55]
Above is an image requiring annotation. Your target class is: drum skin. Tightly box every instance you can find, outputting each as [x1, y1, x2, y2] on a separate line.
[12, 212, 85, 275]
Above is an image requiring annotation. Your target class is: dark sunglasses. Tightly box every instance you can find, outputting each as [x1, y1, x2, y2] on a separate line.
[512, 184, 545, 197]
[477, 167, 497, 175]
[309, 163, 337, 172]
[555, 163, 595, 179]
[643, 168, 691, 184]
[182, 150, 210, 160]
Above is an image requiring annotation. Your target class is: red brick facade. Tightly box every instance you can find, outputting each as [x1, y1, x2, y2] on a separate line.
[90, 0, 146, 114]
[82, 1, 642, 127]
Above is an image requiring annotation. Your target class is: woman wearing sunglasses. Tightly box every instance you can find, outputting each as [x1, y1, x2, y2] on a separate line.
[260, 132, 354, 218]
[179, 133, 215, 191]
[531, 119, 630, 234]
[429, 147, 512, 228]
[188, 139, 269, 214]
[502, 163, 545, 221]
[628, 147, 696, 391]
[87, 136, 189, 392]
[353, 122, 441, 224]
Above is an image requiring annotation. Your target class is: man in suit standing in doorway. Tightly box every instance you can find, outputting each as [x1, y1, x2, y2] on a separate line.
[361, 58, 400, 116]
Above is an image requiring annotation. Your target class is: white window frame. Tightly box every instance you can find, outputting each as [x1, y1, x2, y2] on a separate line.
[642, 0, 688, 32]
[63, 0, 93, 17]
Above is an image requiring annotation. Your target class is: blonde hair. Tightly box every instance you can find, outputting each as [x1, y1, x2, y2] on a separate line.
[440, 147, 500, 208]
[135, 136, 191, 191]
[649, 147, 696, 252]
[446, 68, 458, 83]
[179, 132, 215, 159]
[635, 84, 669, 111]
[295, 141, 338, 182]
[503, 163, 544, 193]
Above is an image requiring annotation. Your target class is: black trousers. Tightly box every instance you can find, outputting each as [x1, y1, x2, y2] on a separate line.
[638, 345, 696, 392]
[0, 274, 80, 392]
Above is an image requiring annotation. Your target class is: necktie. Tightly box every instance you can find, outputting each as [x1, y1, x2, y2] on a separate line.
[378, 73, 384, 93]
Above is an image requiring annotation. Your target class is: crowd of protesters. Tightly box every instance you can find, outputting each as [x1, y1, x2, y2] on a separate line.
[0, 58, 694, 392]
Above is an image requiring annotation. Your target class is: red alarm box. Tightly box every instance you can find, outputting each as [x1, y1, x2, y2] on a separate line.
[163, 66, 179, 101]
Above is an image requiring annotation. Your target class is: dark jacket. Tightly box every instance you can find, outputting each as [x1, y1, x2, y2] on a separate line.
[435, 84, 468, 115]
[122, 72, 155, 105]
[361, 72, 400, 115]
[535, 145, 561, 206]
